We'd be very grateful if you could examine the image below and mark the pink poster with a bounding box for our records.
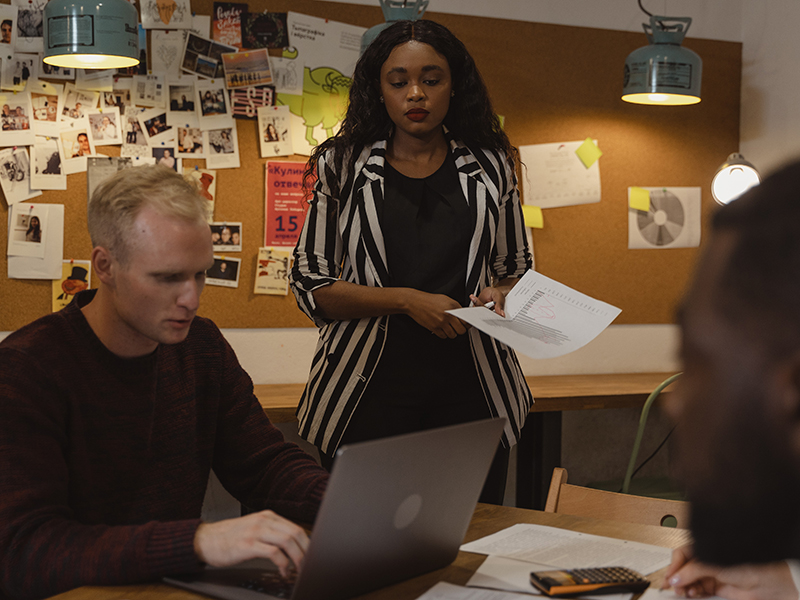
[264,161,313,248]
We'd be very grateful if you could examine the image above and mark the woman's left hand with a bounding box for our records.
[470,287,507,317]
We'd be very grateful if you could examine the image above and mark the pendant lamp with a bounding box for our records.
[711,153,761,205]
[360,0,428,55]
[622,15,702,106]
[43,0,139,69]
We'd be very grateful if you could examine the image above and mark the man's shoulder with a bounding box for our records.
[0,306,77,356]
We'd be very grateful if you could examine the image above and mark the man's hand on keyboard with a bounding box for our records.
[193,510,310,578]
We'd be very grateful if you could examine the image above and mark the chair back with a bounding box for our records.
[545,467,689,528]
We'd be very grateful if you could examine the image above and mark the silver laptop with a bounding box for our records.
[164,417,505,600]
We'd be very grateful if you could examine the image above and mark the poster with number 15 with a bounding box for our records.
[264,161,313,248]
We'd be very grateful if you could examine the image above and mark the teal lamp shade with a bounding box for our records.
[360,0,429,55]
[711,153,761,205]
[43,0,139,69]
[622,16,702,106]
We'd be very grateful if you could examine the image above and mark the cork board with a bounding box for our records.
[0,1,741,331]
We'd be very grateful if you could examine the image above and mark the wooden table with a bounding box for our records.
[254,373,679,509]
[49,504,690,600]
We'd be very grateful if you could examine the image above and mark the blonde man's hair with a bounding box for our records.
[87,164,207,264]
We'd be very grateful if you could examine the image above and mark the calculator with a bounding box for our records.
[530,566,651,596]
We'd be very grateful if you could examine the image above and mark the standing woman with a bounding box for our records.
[290,20,533,503]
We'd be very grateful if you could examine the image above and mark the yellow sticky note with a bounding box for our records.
[629,187,651,211]
[575,138,603,169]
[497,115,505,129]
[522,205,543,229]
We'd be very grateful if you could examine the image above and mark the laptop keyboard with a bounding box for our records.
[236,570,297,598]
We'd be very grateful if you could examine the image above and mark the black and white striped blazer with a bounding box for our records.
[290,131,534,454]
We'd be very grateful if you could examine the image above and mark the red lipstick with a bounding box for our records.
[406,109,429,121]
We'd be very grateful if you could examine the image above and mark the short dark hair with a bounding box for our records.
[711,160,800,355]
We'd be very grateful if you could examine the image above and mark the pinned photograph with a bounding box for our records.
[177,124,204,157]
[87,156,133,199]
[30,136,66,190]
[243,12,288,50]
[254,247,291,295]
[168,81,196,113]
[39,62,75,81]
[222,48,272,89]
[257,105,292,158]
[206,255,240,287]
[87,107,123,145]
[181,33,235,80]
[152,143,181,172]
[53,260,91,312]
[0,147,41,204]
[7,204,46,258]
[205,126,240,169]
[133,73,166,108]
[13,0,44,53]
[0,91,34,146]
[61,84,99,121]
[121,106,149,158]
[195,79,234,129]
[29,80,64,137]
[229,84,273,119]
[0,5,18,49]
[184,166,216,220]
[102,79,133,116]
[210,221,241,251]
[60,117,96,175]
[1,52,36,91]
[141,0,191,30]
[138,107,173,146]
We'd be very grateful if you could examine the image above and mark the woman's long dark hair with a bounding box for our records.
[303,19,516,194]
[26,216,40,242]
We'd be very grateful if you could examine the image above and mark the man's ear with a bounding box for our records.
[91,245,116,287]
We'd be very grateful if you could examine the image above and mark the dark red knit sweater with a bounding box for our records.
[0,291,328,599]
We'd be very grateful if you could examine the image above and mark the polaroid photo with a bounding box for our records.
[138,106,173,146]
[13,0,44,53]
[132,73,166,108]
[0,147,41,205]
[195,79,234,129]
[210,221,242,252]
[60,84,99,122]
[181,32,235,80]
[140,0,191,30]
[151,142,181,172]
[0,90,34,146]
[270,56,303,95]
[29,80,64,137]
[204,126,239,169]
[39,60,74,81]
[230,84,274,119]
[184,167,216,221]
[87,107,122,146]
[222,48,272,89]
[0,5,18,50]
[1,52,37,91]
[151,30,185,78]
[7,202,47,258]
[206,255,240,287]
[167,78,197,124]
[87,156,133,200]
[59,117,96,175]
[257,105,292,158]
[243,12,288,50]
[254,247,291,295]
[102,78,133,116]
[75,69,115,92]
[30,135,66,190]
[121,106,150,158]
[176,123,204,157]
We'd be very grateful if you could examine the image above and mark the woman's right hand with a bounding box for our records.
[403,289,468,339]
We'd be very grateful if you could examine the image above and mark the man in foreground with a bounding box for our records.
[0,165,328,599]
[664,161,800,598]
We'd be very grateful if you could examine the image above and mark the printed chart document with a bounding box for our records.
[448,270,621,359]
[414,581,534,600]
[460,524,672,575]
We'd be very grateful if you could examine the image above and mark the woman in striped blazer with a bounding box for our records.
[290,19,533,503]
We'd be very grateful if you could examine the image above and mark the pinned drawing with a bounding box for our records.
[627,187,701,249]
